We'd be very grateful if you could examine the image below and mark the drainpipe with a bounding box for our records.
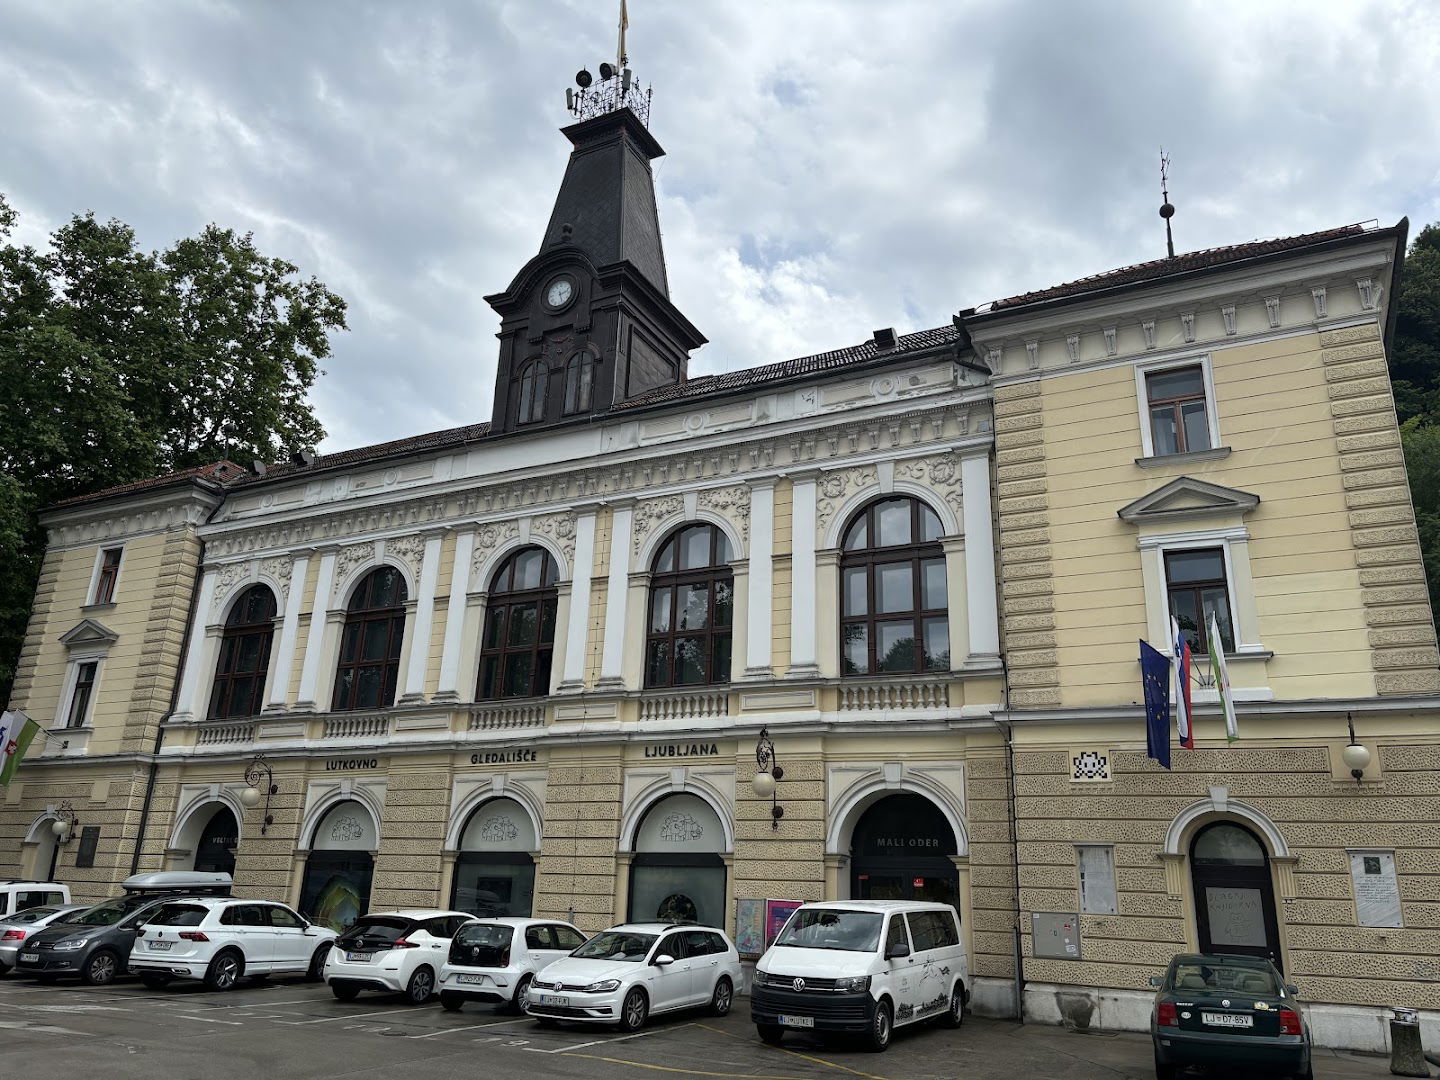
[997,641,1025,1024]
[130,489,223,875]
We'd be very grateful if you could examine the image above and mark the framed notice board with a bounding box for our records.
[76,826,101,869]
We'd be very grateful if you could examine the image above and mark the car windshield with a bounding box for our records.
[337,918,412,948]
[774,909,884,952]
[1171,962,1279,996]
[69,895,157,927]
[147,904,209,927]
[3,906,63,925]
[571,931,657,962]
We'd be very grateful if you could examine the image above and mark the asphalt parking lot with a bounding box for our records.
[0,974,1400,1080]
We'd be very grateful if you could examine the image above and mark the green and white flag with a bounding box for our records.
[1206,615,1238,743]
[0,710,40,786]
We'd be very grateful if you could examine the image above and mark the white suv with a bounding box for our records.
[438,917,587,1013]
[324,910,475,1005]
[131,898,338,991]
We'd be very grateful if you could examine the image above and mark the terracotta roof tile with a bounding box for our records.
[50,460,247,509]
[985,223,1370,312]
[230,422,492,486]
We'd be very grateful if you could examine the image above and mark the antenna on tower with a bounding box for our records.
[617,0,629,71]
[1159,149,1176,259]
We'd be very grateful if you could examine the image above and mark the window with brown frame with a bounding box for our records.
[66,661,98,729]
[1164,547,1235,656]
[645,524,733,688]
[1145,365,1211,455]
[332,566,407,712]
[93,547,122,604]
[563,351,593,415]
[477,546,559,700]
[517,360,548,424]
[839,496,950,676]
[208,584,277,720]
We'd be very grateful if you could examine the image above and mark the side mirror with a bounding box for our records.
[1286,983,1300,997]
[886,942,910,960]
[1147,975,1163,988]
[654,954,675,967]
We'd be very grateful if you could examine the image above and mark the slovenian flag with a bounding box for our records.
[0,711,39,787]
[1171,618,1195,750]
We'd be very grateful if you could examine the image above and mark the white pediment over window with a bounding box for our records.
[58,619,119,650]
[1117,476,1260,524]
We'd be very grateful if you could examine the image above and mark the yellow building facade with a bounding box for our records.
[1,94,1435,1053]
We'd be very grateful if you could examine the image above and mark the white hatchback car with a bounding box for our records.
[438,917,587,1013]
[130,898,338,991]
[325,910,475,1004]
[526,922,742,1031]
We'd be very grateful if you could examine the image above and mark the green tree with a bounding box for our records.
[0,193,347,701]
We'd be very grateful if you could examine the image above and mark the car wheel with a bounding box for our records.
[1153,1051,1177,1080]
[81,950,119,987]
[709,976,733,1017]
[440,991,464,1013]
[941,982,965,1029]
[405,966,435,1005]
[509,973,533,1014]
[332,983,360,1002]
[139,973,173,990]
[757,1024,785,1046]
[307,944,331,982]
[204,951,243,992]
[619,987,648,1032]
[1291,1064,1314,1080]
[0,962,10,978]
[865,999,893,1053]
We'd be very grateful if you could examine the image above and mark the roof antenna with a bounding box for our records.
[1159,149,1176,259]
[617,0,629,72]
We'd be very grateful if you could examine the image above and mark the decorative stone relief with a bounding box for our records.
[697,485,751,540]
[259,555,293,602]
[530,511,578,569]
[209,560,251,617]
[469,521,521,587]
[894,454,964,523]
[386,533,426,580]
[632,495,684,555]
[335,543,374,589]
[816,465,878,536]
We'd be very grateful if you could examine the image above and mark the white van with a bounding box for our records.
[0,880,71,919]
[750,900,968,1052]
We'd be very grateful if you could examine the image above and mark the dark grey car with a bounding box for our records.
[14,893,200,985]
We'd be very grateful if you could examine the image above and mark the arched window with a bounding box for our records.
[563,351,593,414]
[478,546,559,700]
[839,496,949,676]
[645,523,733,688]
[628,793,727,928]
[332,566,407,712]
[208,584,276,719]
[517,360,548,424]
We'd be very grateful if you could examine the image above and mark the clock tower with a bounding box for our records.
[484,68,705,435]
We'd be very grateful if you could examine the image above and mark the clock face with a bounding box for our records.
[546,277,574,308]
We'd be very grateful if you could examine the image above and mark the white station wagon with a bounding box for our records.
[131,898,337,990]
[438,917,587,1012]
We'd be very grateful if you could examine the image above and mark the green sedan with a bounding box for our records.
[1149,953,1311,1080]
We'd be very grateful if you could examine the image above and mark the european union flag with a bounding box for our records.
[1140,640,1172,770]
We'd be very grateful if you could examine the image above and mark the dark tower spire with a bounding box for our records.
[1159,149,1176,259]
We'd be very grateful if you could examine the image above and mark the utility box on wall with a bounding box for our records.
[1031,912,1081,960]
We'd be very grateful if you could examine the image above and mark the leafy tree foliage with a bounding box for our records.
[0,194,346,700]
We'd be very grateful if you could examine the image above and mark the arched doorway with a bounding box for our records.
[450,797,537,917]
[193,806,239,876]
[628,793,727,927]
[850,793,959,912]
[299,800,377,932]
[24,816,60,881]
[1190,821,1282,967]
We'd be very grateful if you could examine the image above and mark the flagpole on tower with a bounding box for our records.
[617,0,629,71]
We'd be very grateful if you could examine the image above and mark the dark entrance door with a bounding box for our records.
[194,807,239,876]
[850,794,959,914]
[1190,822,1282,969]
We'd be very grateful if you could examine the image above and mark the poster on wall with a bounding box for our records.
[1204,887,1268,948]
[735,899,765,957]
[1350,851,1403,928]
[764,899,803,949]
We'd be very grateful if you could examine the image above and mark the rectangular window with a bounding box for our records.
[67,661,98,728]
[93,548,122,605]
[1078,846,1118,915]
[1164,548,1235,656]
[1146,365,1211,456]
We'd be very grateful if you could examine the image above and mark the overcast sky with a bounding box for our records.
[3,0,1439,454]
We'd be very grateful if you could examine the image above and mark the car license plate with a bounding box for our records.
[457,974,487,985]
[19,953,38,963]
[345,951,374,963]
[536,993,569,1007]
[779,1014,815,1029]
[1202,1012,1253,1028]
[149,940,173,951]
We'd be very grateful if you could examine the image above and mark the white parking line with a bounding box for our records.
[407,1018,532,1039]
[229,997,328,1008]
[0,1020,91,1035]
[279,1006,418,1025]
[527,1022,693,1054]
[175,1014,245,1025]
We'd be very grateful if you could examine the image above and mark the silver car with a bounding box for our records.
[0,905,87,974]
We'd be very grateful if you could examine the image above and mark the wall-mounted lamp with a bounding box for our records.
[51,800,80,843]
[240,755,278,834]
[752,727,784,830]
[1342,712,1372,785]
